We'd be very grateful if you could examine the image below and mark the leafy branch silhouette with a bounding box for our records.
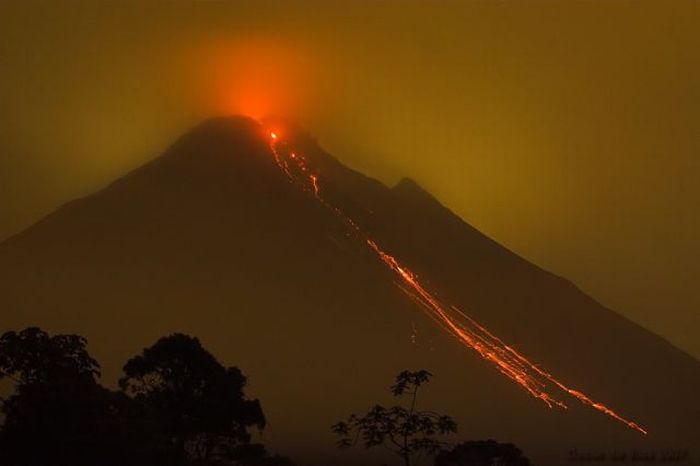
[332,370,457,466]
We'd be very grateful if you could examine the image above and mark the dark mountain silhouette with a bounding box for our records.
[1,116,698,465]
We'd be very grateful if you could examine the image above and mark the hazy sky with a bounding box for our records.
[1,0,698,358]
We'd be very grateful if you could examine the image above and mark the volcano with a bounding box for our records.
[1,116,698,465]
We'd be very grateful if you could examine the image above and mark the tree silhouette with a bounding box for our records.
[0,328,145,466]
[434,440,531,466]
[119,333,267,464]
[332,370,457,466]
[0,328,294,466]
[0,327,99,385]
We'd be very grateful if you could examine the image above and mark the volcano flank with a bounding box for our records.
[1,116,698,465]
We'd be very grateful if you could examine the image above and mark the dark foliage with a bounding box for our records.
[332,370,457,466]
[119,333,266,464]
[434,440,531,466]
[0,328,293,466]
[0,327,99,385]
[0,327,155,466]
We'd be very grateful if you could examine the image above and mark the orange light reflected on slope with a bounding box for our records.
[266,130,648,435]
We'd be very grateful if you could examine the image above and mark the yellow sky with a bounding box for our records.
[1,0,698,357]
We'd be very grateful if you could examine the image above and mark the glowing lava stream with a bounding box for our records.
[267,131,647,435]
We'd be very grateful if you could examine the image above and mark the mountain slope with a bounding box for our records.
[1,116,698,465]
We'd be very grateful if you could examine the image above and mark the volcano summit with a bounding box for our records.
[1,116,698,465]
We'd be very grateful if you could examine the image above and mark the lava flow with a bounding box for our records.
[266,129,647,435]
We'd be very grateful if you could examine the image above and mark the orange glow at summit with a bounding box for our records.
[192,39,320,120]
